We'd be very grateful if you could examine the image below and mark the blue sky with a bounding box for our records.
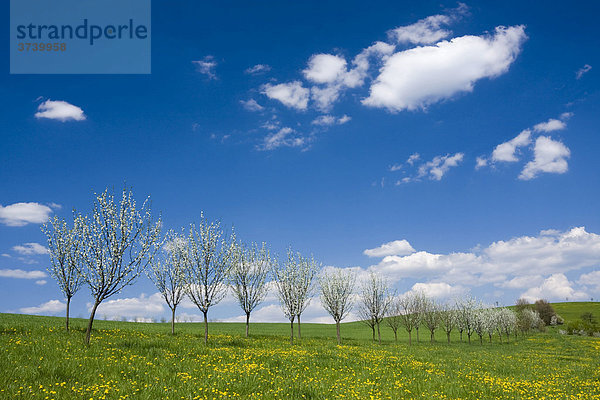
[1,1,599,323]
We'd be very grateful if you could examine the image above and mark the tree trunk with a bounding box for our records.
[336,321,341,345]
[447,331,451,344]
[460,330,463,342]
[377,322,381,344]
[408,330,412,346]
[171,307,176,335]
[488,333,492,343]
[394,330,397,342]
[297,314,302,339]
[371,324,375,342]
[289,318,294,345]
[85,300,100,345]
[479,335,483,345]
[65,296,71,332]
[430,330,434,343]
[416,327,420,343]
[245,312,250,338]
[203,310,208,344]
[468,332,471,344]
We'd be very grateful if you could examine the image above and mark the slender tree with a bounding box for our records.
[456,296,477,344]
[413,291,427,343]
[386,296,403,342]
[294,252,319,339]
[439,301,457,344]
[147,230,187,335]
[42,215,85,332]
[78,187,161,345]
[474,308,486,345]
[273,249,299,344]
[398,292,421,345]
[184,214,236,344]
[319,268,356,344]
[230,242,272,337]
[358,272,391,344]
[422,297,440,343]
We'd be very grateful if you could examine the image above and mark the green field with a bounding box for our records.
[1,302,599,399]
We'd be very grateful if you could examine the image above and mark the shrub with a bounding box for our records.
[534,299,556,326]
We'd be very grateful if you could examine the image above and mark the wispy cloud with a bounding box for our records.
[192,56,218,79]
[245,64,271,75]
[576,64,592,79]
[12,243,49,255]
[0,269,47,279]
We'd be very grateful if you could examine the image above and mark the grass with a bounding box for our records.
[551,301,600,323]
[1,302,599,399]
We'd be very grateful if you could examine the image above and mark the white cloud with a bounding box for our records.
[311,114,351,126]
[389,15,452,45]
[303,54,348,84]
[407,153,420,165]
[576,64,592,79]
[92,293,165,319]
[12,243,49,255]
[533,119,566,133]
[192,56,217,79]
[367,227,600,288]
[497,275,544,289]
[0,202,53,227]
[240,99,264,112]
[519,136,570,180]
[260,127,305,151]
[20,299,65,315]
[310,86,342,111]
[364,26,527,112]
[263,81,310,111]
[520,273,588,302]
[475,156,488,169]
[491,129,531,162]
[35,100,86,122]
[0,269,47,279]
[388,3,468,45]
[306,44,396,111]
[364,239,416,257]
[245,64,271,75]
[418,153,464,180]
[578,270,600,292]
[35,280,47,285]
[408,282,465,299]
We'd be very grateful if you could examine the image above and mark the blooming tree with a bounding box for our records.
[42,215,85,332]
[230,242,272,337]
[386,296,403,343]
[319,268,356,344]
[272,249,300,344]
[397,292,421,345]
[78,187,161,345]
[456,296,477,344]
[422,296,441,343]
[147,230,187,335]
[439,301,458,344]
[184,214,236,343]
[294,251,319,339]
[358,271,391,344]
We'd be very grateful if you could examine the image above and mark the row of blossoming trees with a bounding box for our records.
[43,187,544,345]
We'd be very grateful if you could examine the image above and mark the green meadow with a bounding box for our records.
[1,302,599,400]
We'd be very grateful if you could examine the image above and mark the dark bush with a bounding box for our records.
[534,299,556,326]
